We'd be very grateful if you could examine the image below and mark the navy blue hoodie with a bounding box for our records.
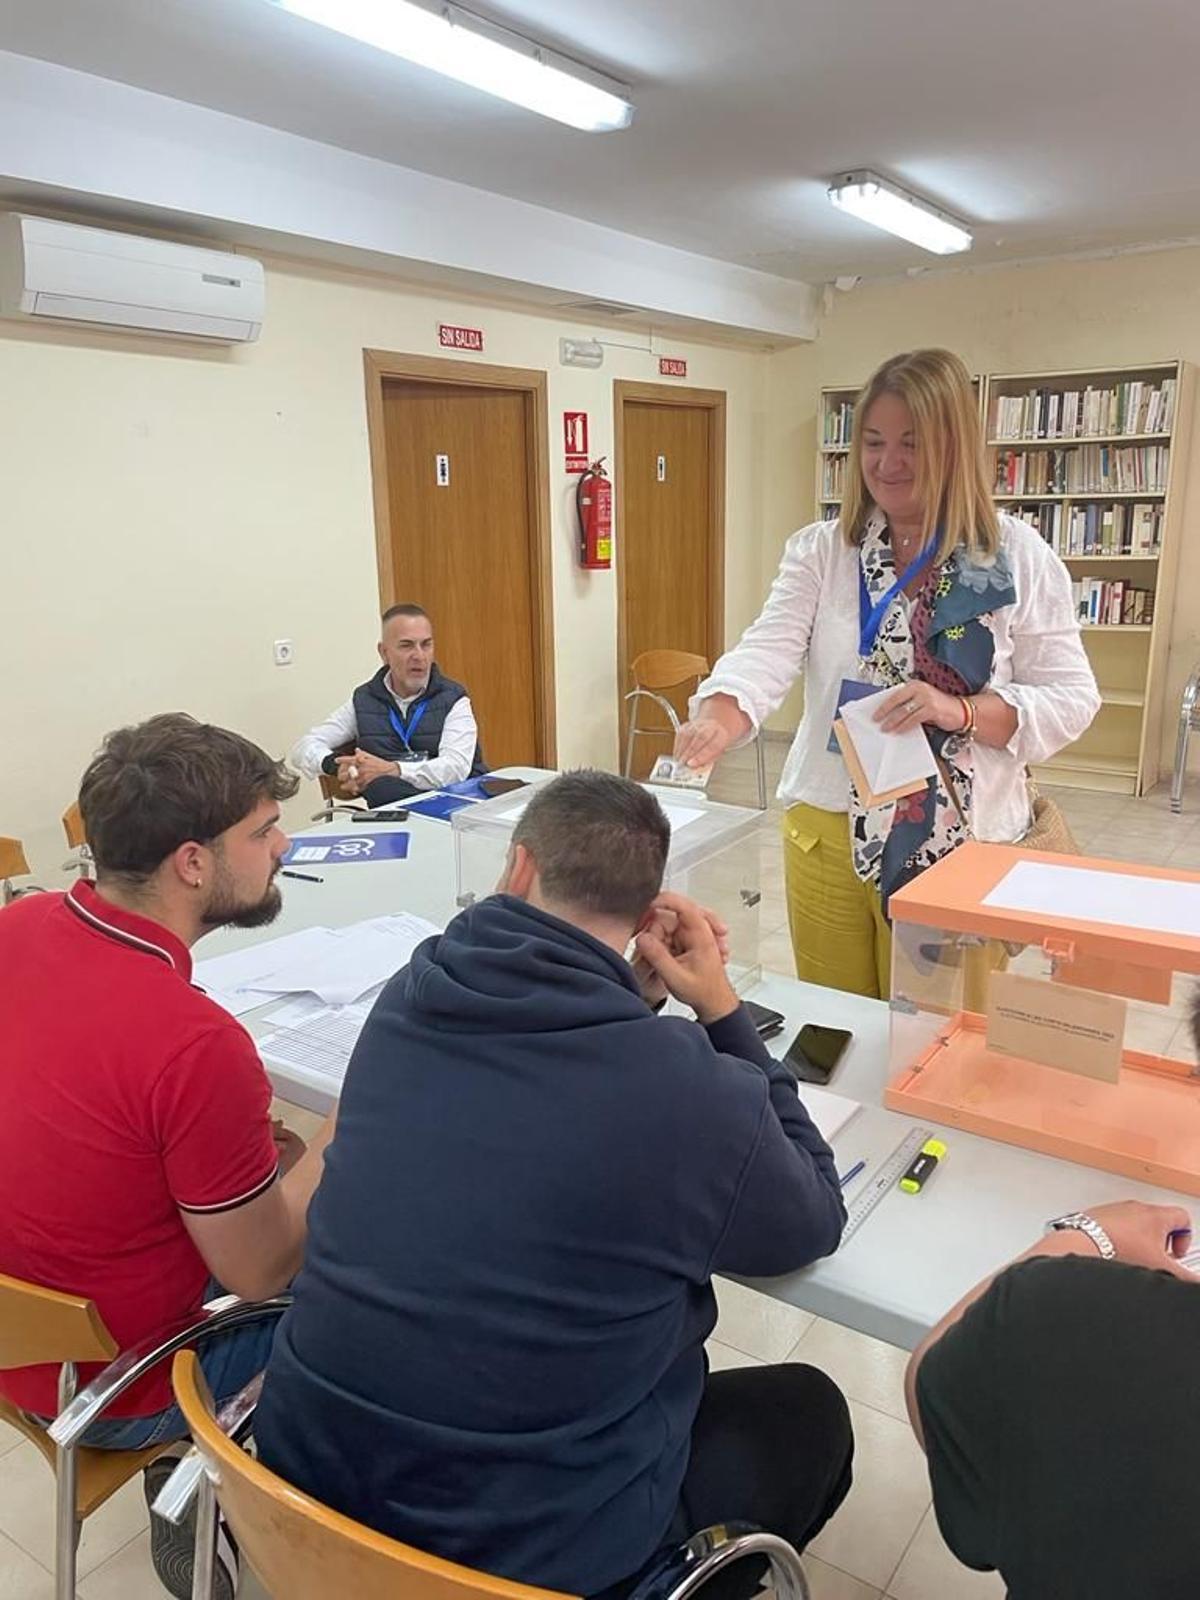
[256,896,845,1594]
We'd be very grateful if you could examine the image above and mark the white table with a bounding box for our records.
[205,780,1198,1353]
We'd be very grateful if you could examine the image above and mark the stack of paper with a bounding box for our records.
[834,687,938,808]
[194,913,441,1016]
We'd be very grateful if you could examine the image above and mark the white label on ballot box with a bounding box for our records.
[986,971,1125,1082]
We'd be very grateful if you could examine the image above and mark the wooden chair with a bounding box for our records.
[1,836,31,903]
[0,1272,165,1600]
[624,650,767,808]
[61,802,94,879]
[313,744,366,821]
[30,1289,291,1600]
[167,1348,811,1600]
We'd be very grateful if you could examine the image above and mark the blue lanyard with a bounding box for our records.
[387,698,429,753]
[858,542,937,660]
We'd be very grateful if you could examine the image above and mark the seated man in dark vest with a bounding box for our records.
[291,603,486,807]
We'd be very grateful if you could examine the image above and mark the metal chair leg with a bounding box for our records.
[754,732,768,810]
[1172,683,1195,814]
[191,1469,220,1600]
[54,1361,79,1600]
[53,1448,79,1600]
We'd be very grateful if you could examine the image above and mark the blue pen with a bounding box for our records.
[838,1160,866,1189]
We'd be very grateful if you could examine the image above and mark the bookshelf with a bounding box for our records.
[985,362,1195,795]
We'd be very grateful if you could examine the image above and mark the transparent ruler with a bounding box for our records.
[842,1126,932,1243]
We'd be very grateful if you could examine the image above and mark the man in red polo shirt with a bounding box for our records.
[0,713,336,1600]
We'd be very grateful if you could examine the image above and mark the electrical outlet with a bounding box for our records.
[273,639,294,667]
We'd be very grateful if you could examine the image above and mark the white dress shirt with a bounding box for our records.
[289,679,479,792]
[694,514,1100,844]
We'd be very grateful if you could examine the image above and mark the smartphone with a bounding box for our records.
[783,1024,853,1085]
[744,1000,786,1040]
[480,777,528,798]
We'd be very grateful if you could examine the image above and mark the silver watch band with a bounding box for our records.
[1048,1211,1116,1260]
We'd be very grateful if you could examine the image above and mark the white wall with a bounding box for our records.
[760,244,1200,744]
[0,252,769,878]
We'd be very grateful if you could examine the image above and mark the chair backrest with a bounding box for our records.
[0,1272,117,1370]
[318,771,357,805]
[173,1351,577,1600]
[630,650,710,693]
[62,803,86,850]
[0,837,30,880]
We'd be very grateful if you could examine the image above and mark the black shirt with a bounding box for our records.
[916,1254,1200,1599]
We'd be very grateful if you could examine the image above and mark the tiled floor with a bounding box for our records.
[7,739,1197,1599]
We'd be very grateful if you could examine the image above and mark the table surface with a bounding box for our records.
[204,774,1198,1352]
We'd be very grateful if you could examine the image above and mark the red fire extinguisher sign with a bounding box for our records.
[564,412,590,474]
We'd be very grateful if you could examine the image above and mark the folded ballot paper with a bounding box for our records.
[833,686,938,809]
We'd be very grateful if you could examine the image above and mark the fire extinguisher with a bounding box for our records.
[577,458,613,570]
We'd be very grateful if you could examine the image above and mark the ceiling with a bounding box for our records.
[3,0,1200,283]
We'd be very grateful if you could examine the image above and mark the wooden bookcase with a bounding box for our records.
[814,365,1194,795]
[984,362,1194,795]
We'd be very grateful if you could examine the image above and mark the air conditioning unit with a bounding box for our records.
[0,214,264,342]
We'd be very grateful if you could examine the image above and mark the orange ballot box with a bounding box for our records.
[885,842,1200,1194]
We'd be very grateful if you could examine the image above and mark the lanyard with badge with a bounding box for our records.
[388,699,431,761]
[827,540,938,752]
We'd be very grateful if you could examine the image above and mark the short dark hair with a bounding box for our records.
[79,713,298,883]
[512,769,670,921]
[381,603,429,628]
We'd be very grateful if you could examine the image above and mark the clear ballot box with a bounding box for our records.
[885,841,1200,1194]
[451,781,764,993]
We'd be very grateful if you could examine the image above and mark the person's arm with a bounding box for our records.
[904,1199,1194,1449]
[181,1112,337,1299]
[289,699,358,780]
[634,894,845,1275]
[991,537,1102,766]
[152,1024,337,1300]
[702,1005,846,1274]
[398,696,477,790]
[675,525,828,768]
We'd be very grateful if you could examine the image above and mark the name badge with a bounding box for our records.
[827,678,877,753]
[403,750,430,763]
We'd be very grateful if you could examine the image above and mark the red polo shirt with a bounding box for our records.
[0,883,279,1417]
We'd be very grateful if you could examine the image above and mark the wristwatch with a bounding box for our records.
[1047,1211,1116,1260]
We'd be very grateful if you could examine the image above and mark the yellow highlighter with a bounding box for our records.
[899,1138,947,1194]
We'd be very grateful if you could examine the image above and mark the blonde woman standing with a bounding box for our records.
[675,349,1100,999]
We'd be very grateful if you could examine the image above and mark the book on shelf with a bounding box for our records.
[1011,500,1162,558]
[821,455,846,499]
[993,444,1169,496]
[823,400,855,447]
[991,377,1176,441]
[1071,577,1155,626]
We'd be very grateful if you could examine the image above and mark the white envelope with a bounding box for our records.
[838,687,939,797]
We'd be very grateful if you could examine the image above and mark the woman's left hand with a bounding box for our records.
[874,680,966,735]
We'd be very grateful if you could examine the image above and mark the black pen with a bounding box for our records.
[280,869,324,884]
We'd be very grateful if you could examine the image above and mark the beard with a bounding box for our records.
[199,867,284,931]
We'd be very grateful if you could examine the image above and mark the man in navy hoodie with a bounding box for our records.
[256,770,851,1596]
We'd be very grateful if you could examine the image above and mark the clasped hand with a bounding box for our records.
[334,748,399,796]
[630,891,739,1025]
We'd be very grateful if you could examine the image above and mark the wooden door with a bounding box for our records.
[369,361,553,770]
[616,386,726,776]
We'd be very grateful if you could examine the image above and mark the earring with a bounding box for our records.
[193,879,203,888]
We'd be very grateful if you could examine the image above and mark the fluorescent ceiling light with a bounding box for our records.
[827,171,972,255]
[267,0,634,132]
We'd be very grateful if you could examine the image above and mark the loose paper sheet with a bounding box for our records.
[795,1084,861,1145]
[983,860,1200,941]
[986,970,1126,1082]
